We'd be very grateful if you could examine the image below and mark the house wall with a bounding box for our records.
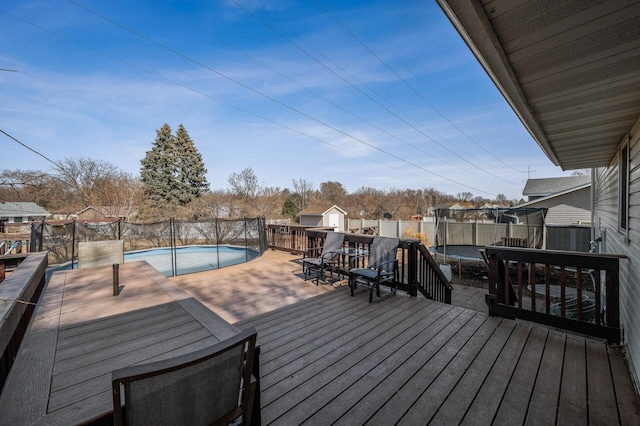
[299,215,323,228]
[593,118,640,390]
[531,187,591,225]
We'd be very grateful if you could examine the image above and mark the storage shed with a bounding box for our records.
[299,205,346,231]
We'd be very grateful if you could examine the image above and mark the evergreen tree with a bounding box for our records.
[140,123,209,206]
[175,124,209,202]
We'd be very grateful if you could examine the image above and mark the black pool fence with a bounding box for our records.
[29,217,268,273]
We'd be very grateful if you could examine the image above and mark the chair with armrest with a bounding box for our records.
[302,231,345,285]
[349,236,399,303]
[112,327,258,426]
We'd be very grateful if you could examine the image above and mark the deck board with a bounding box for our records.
[558,333,588,425]
[525,329,566,425]
[235,287,640,425]
[587,338,619,425]
[427,319,516,425]
[493,326,548,425]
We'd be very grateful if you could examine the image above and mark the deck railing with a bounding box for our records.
[484,246,624,343]
[0,252,48,393]
[273,227,452,304]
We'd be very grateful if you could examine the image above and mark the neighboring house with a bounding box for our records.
[299,205,347,232]
[518,178,591,225]
[0,201,50,224]
[523,175,591,202]
[439,0,640,390]
[73,206,137,221]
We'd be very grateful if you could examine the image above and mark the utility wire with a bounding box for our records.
[0,128,59,169]
[316,0,520,178]
[0,9,460,192]
[64,1,495,195]
[154,2,485,181]
[230,0,510,184]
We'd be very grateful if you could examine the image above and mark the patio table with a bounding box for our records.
[0,261,240,425]
[337,247,369,274]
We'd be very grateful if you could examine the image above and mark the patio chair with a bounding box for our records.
[112,327,258,426]
[349,236,399,303]
[302,232,345,285]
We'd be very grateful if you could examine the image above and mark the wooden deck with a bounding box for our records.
[236,287,640,425]
[0,261,241,425]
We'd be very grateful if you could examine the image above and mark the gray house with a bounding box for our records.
[523,176,591,202]
[519,177,591,225]
[0,202,49,225]
[438,0,640,393]
[299,205,346,232]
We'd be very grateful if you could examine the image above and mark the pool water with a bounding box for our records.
[126,245,259,276]
[48,245,259,278]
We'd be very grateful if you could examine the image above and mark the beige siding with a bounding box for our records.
[532,187,591,224]
[593,118,640,389]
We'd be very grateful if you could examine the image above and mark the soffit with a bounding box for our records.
[437,0,640,170]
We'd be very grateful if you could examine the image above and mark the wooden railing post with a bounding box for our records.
[606,269,620,329]
[406,239,418,297]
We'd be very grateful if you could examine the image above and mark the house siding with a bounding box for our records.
[533,187,591,225]
[593,118,640,389]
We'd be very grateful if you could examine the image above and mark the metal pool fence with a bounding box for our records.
[29,217,268,275]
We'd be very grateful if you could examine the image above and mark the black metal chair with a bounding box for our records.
[302,232,345,285]
[112,327,258,426]
[349,236,399,303]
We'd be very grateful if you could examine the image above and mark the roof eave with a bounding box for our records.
[436,0,563,168]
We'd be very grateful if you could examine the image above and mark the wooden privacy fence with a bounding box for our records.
[484,246,624,343]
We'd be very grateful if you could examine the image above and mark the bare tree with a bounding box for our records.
[318,181,346,205]
[228,168,261,200]
[291,178,315,213]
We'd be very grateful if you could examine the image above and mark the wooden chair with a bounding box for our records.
[112,327,258,426]
[349,236,399,303]
[302,232,345,285]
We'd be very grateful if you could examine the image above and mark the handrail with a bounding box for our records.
[413,242,453,304]
[0,252,48,392]
[269,226,453,304]
[484,246,624,343]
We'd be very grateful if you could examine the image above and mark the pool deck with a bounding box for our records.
[170,250,335,323]
[170,249,489,322]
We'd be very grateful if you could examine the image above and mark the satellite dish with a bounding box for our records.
[383,212,392,220]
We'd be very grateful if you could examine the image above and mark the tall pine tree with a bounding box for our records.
[140,123,209,206]
[175,124,209,203]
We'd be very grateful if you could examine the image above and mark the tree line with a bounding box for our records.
[1,123,518,223]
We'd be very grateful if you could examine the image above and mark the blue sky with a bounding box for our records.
[1,0,573,200]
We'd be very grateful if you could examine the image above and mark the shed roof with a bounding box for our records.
[299,205,347,216]
[0,202,50,218]
[523,176,591,197]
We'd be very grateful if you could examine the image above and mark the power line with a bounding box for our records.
[229,0,511,184]
[0,9,458,192]
[154,2,488,183]
[0,129,59,168]
[316,0,521,178]
[63,1,495,195]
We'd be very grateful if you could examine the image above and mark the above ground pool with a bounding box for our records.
[48,245,260,277]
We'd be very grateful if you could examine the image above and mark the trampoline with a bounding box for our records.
[431,207,548,274]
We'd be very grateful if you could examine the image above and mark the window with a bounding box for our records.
[619,140,630,238]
